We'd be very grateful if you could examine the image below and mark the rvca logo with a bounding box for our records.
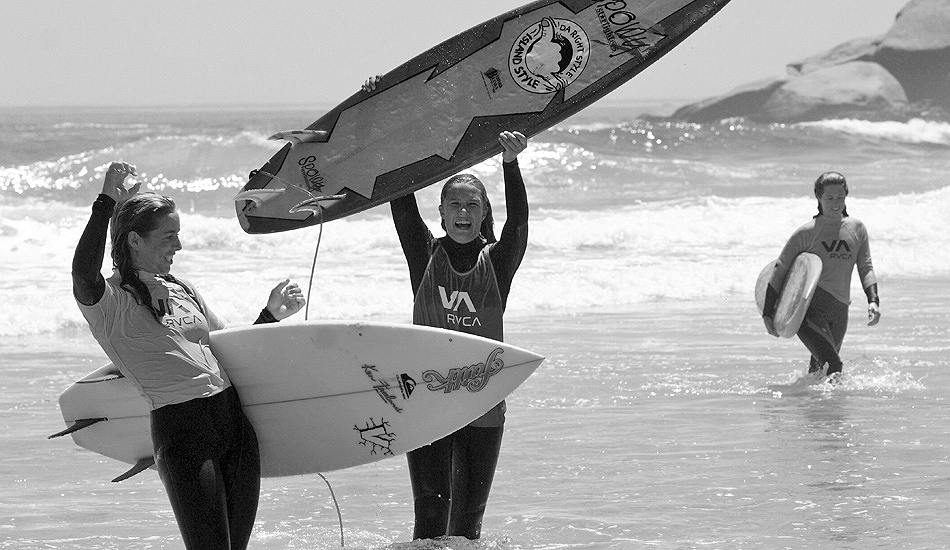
[438,286,476,313]
[157,295,201,328]
[822,240,853,260]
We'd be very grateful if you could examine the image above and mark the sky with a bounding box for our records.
[0,0,911,108]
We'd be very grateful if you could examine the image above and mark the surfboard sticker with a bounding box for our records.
[235,0,733,233]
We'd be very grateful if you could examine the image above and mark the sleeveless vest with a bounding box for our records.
[413,242,506,426]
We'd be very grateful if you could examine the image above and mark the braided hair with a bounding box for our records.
[813,171,849,218]
[110,193,177,321]
[440,174,496,243]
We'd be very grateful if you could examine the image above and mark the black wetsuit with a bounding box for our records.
[72,195,274,550]
[391,160,528,539]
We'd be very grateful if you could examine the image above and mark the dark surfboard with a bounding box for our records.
[235,0,732,233]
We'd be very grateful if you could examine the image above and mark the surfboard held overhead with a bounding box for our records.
[235,0,733,234]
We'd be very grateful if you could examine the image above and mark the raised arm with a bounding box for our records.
[72,162,140,305]
[391,193,433,293]
[490,132,529,296]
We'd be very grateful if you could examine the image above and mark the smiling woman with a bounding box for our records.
[761,170,881,381]
[386,129,530,540]
[124,205,181,274]
[69,161,307,549]
[438,174,490,243]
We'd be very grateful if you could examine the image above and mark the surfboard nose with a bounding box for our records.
[235,143,293,233]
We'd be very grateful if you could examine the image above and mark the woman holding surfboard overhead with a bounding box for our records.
[71,162,305,550]
[762,171,881,380]
[363,76,530,540]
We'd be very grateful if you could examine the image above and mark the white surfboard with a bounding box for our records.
[53,321,544,480]
[755,253,823,338]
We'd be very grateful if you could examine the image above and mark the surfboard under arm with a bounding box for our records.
[54,321,545,479]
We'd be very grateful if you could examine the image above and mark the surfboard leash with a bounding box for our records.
[245,169,325,319]
[318,471,345,547]
[246,172,338,543]
[304,205,323,321]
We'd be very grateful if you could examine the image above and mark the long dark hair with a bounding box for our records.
[110,193,177,321]
[813,171,849,218]
[440,173,496,243]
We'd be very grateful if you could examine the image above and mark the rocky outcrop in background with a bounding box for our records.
[672,0,950,122]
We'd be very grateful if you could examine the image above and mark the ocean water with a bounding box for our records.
[1,103,948,549]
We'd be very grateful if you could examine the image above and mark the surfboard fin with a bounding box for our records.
[289,194,347,214]
[48,417,108,439]
[269,129,329,144]
[112,457,155,483]
[233,188,285,207]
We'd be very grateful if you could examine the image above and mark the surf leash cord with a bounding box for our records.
[304,205,323,321]
[318,472,345,547]
[242,169,326,319]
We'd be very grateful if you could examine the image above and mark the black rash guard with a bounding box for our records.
[72,195,114,306]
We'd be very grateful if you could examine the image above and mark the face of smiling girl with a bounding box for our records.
[439,182,486,244]
[130,211,182,274]
[818,183,848,220]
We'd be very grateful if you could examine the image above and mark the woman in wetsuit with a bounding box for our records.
[72,162,306,550]
[390,130,530,539]
[762,171,881,379]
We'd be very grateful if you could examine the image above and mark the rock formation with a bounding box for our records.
[671,0,950,122]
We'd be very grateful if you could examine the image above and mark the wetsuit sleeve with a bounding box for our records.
[489,160,529,305]
[391,193,434,293]
[864,283,879,306]
[254,308,278,324]
[72,194,115,306]
[855,222,878,304]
